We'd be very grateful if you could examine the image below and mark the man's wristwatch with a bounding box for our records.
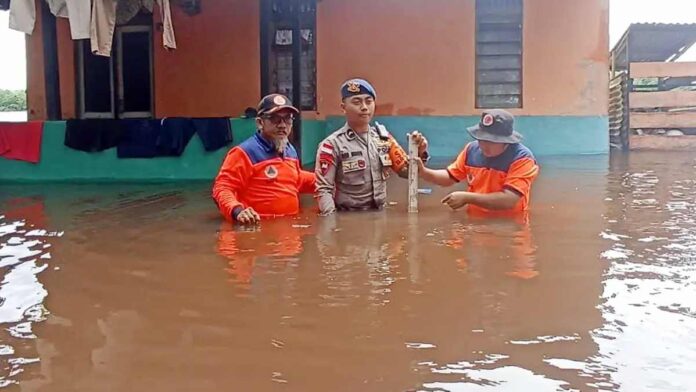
[420,150,431,163]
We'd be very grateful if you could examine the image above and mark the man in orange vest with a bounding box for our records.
[212,94,316,224]
[418,109,539,214]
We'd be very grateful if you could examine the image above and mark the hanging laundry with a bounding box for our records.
[66,0,91,39]
[0,122,44,164]
[45,0,90,39]
[116,0,154,25]
[90,0,118,56]
[0,128,9,155]
[156,0,176,50]
[64,119,123,152]
[46,0,68,17]
[116,119,163,158]
[157,118,196,156]
[9,0,36,35]
[192,118,233,152]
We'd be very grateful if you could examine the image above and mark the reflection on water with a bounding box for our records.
[0,197,60,389]
[0,152,694,390]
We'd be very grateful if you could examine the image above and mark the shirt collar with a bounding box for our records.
[255,131,293,156]
[342,123,373,141]
[255,132,276,153]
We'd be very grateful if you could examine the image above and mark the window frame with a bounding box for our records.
[475,0,524,109]
[76,22,154,119]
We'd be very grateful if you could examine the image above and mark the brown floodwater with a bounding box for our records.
[0,152,695,391]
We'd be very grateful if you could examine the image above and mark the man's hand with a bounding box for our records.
[415,157,426,172]
[408,131,429,157]
[236,207,261,225]
[441,191,474,210]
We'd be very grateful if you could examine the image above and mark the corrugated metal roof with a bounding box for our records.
[630,23,696,28]
[613,23,696,64]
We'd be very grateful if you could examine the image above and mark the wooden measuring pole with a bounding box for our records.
[408,134,418,213]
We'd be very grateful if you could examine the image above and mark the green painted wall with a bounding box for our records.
[325,115,609,159]
[300,119,330,166]
[1,116,607,181]
[0,119,255,182]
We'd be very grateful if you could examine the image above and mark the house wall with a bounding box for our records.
[14,0,610,182]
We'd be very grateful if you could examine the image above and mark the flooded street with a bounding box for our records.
[0,152,695,391]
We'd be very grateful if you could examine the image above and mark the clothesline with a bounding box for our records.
[7,0,176,57]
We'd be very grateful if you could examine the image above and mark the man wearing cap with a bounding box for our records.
[212,94,316,224]
[418,109,539,213]
[315,78,430,215]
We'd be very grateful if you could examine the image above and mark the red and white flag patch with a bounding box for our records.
[320,143,334,155]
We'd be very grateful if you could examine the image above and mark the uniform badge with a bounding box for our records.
[319,159,331,176]
[346,81,361,93]
[273,95,287,105]
[342,158,366,173]
[379,153,392,167]
[265,165,279,179]
[482,113,494,127]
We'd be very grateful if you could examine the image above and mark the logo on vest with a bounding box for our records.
[265,165,279,179]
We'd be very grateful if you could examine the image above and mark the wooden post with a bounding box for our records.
[408,134,418,213]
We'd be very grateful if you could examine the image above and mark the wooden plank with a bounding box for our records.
[629,91,696,109]
[609,93,625,104]
[609,80,624,89]
[631,135,696,151]
[630,112,696,129]
[630,62,696,78]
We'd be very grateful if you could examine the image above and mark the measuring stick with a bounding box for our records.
[408,134,418,213]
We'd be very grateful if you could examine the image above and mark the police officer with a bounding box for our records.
[315,79,428,215]
[315,78,429,215]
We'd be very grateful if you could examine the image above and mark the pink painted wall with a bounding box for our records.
[28,0,608,120]
[316,0,609,117]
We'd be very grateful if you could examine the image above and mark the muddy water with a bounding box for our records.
[0,152,695,391]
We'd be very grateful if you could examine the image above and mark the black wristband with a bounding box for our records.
[232,206,244,220]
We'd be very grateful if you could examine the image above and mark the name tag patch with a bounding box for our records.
[342,158,366,173]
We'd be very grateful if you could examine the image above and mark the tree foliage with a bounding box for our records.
[0,89,27,111]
